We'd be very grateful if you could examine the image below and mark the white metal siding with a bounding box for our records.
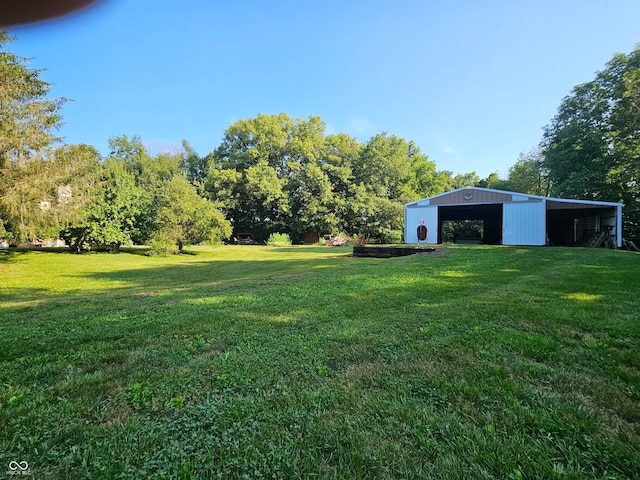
[503,202,546,245]
[616,205,623,248]
[603,206,624,248]
[405,205,438,244]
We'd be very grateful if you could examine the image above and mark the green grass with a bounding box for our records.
[1,245,639,479]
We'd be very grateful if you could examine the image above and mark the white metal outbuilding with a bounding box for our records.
[404,186,623,247]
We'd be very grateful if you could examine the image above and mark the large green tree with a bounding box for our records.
[150,175,231,254]
[542,44,640,237]
[320,133,363,233]
[204,115,450,243]
[445,171,481,190]
[181,140,208,187]
[0,145,99,243]
[504,148,550,196]
[477,172,508,190]
[106,134,189,244]
[0,32,66,168]
[0,32,68,242]
[60,158,144,252]
[350,133,433,242]
[205,114,321,241]
[288,159,337,238]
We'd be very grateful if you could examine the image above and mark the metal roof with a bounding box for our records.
[405,186,624,208]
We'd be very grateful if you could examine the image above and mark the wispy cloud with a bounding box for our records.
[442,146,456,154]
[349,115,374,135]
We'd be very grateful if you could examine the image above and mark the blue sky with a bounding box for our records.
[10,0,640,178]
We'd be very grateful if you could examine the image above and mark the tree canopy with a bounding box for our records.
[542,44,640,236]
[0,32,66,168]
[204,114,452,243]
[4,31,639,248]
[0,32,70,242]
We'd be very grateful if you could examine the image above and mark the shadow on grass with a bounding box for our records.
[0,286,51,308]
[0,249,480,355]
[2,246,637,355]
[0,248,29,262]
[1,246,632,320]
[2,246,640,479]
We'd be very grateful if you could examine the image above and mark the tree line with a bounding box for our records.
[1,32,639,252]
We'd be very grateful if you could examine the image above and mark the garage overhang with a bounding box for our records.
[405,186,624,247]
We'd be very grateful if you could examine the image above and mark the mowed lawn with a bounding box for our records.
[1,245,639,479]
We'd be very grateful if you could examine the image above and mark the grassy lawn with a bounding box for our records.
[1,245,639,479]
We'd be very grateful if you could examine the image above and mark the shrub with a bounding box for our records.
[148,229,178,256]
[266,232,292,246]
[354,233,367,247]
[378,228,403,245]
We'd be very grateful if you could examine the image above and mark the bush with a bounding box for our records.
[148,229,178,256]
[354,233,367,247]
[377,228,403,245]
[266,232,292,246]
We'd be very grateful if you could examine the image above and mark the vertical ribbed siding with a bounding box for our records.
[503,202,546,245]
[405,205,438,244]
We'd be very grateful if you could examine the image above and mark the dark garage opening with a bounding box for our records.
[547,207,615,246]
[438,204,503,244]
